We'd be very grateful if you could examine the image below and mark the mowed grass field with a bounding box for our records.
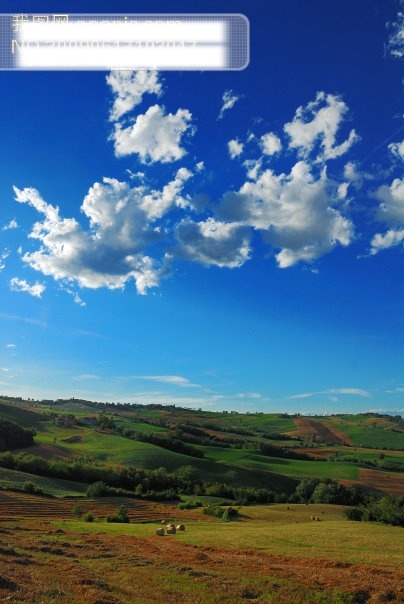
[0,496,403,603]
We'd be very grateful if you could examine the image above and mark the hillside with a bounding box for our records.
[0,395,403,499]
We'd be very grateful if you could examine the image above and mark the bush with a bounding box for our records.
[22,480,43,495]
[72,505,84,519]
[106,504,130,523]
[86,481,110,497]
[84,511,94,522]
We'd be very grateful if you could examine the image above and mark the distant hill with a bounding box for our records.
[0,395,403,499]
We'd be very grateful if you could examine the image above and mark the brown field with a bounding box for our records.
[0,492,403,603]
[342,468,404,496]
[292,418,353,446]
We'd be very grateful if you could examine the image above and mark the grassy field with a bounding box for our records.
[0,495,402,603]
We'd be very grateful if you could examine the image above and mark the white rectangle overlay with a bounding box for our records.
[8,15,249,70]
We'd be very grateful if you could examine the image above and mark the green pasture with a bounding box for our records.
[203,446,360,481]
[0,466,88,496]
[55,503,404,568]
[0,401,46,428]
[324,416,403,449]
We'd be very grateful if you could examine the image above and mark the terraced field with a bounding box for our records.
[0,491,181,523]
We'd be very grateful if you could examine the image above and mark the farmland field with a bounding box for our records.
[0,493,402,603]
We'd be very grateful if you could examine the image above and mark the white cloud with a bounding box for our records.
[2,219,18,230]
[260,132,282,155]
[111,104,194,163]
[370,228,404,254]
[373,177,404,224]
[218,89,240,119]
[106,70,162,121]
[0,250,10,270]
[289,388,370,399]
[387,4,404,58]
[218,161,353,267]
[389,140,404,160]
[134,375,200,388]
[13,175,193,295]
[174,217,251,268]
[284,92,359,162]
[10,277,45,298]
[228,139,244,159]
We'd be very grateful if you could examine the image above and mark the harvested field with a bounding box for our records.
[0,491,183,523]
[342,468,404,496]
[293,418,353,446]
[0,493,402,602]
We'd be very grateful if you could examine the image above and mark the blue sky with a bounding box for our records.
[0,0,403,414]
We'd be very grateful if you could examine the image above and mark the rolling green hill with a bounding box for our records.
[0,396,402,499]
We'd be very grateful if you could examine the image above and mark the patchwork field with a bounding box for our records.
[0,493,403,603]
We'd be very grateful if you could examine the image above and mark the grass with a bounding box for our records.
[0,497,402,603]
[54,503,404,568]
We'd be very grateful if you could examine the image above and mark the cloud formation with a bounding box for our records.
[107,70,162,121]
[111,104,194,163]
[218,160,353,267]
[284,92,359,162]
[13,169,193,294]
[15,72,401,298]
[10,277,45,298]
[218,89,240,119]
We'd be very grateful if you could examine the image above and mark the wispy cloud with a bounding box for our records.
[2,219,18,230]
[289,388,371,400]
[10,277,45,298]
[218,89,240,119]
[133,375,201,388]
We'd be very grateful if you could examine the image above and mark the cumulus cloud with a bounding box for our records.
[111,104,194,163]
[373,177,404,224]
[284,92,359,162]
[218,89,240,119]
[174,217,251,268]
[13,172,193,295]
[106,70,162,121]
[228,139,244,159]
[260,132,282,155]
[370,228,404,254]
[218,161,353,267]
[10,277,45,298]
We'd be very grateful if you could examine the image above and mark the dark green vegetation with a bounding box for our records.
[0,395,403,523]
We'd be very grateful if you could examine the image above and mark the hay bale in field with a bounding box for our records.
[166,526,176,534]
[155,528,164,536]
[176,524,185,531]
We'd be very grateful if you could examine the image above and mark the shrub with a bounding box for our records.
[72,505,84,519]
[22,480,43,495]
[84,511,94,522]
[106,504,130,523]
